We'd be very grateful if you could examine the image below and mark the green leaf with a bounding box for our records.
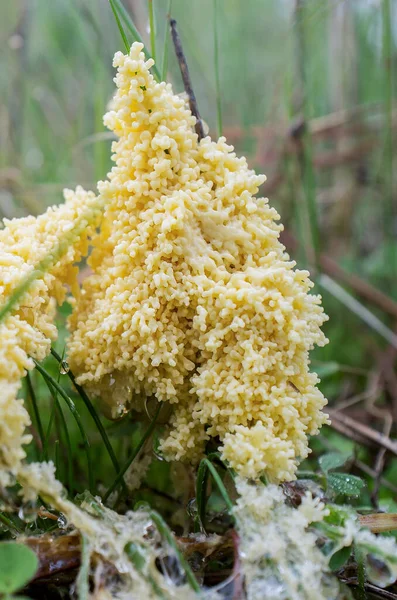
[319,452,350,474]
[327,473,365,497]
[329,545,352,571]
[0,543,38,593]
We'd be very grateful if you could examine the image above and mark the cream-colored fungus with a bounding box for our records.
[68,43,328,483]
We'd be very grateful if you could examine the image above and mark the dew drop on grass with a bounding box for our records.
[365,553,396,587]
[59,361,70,375]
[18,502,37,524]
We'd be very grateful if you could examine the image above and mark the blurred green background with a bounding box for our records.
[1,0,397,453]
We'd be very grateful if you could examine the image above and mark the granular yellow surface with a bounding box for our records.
[68,43,328,482]
[0,187,100,483]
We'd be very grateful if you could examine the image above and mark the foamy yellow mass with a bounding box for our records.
[67,42,328,483]
[0,187,100,484]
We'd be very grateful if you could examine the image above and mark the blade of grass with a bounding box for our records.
[26,372,45,460]
[196,458,210,532]
[33,359,94,493]
[319,274,397,350]
[294,0,320,268]
[103,403,161,502]
[47,381,73,494]
[381,0,396,277]
[0,513,21,536]
[50,348,126,493]
[75,535,90,600]
[148,0,156,64]
[54,439,60,478]
[213,0,222,138]
[44,347,65,459]
[196,457,234,532]
[0,199,104,325]
[111,0,161,81]
[109,0,130,53]
[149,510,201,593]
[0,269,42,325]
[355,543,367,600]
[125,542,165,598]
[161,0,173,80]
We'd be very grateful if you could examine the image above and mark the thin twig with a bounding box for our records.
[371,412,393,508]
[169,18,205,140]
[320,255,397,320]
[328,408,397,455]
[354,458,397,495]
[325,419,371,448]
[282,229,397,321]
[343,582,397,600]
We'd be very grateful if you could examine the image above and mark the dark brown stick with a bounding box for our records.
[326,419,372,448]
[320,255,397,320]
[328,408,397,455]
[169,18,205,140]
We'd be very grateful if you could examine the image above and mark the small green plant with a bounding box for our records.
[0,542,38,599]
[319,452,365,498]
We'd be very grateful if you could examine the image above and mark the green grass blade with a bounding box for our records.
[294,0,320,267]
[109,0,130,53]
[0,270,42,325]
[0,199,104,326]
[161,0,173,80]
[103,403,161,502]
[47,382,73,494]
[33,360,94,493]
[0,513,21,536]
[44,389,58,457]
[319,274,397,350]
[213,0,222,138]
[50,348,125,492]
[196,457,234,532]
[54,440,60,478]
[75,535,90,600]
[354,543,367,600]
[111,0,161,81]
[196,458,210,532]
[149,510,201,593]
[125,542,165,598]
[26,372,46,460]
[381,0,396,275]
[44,347,65,460]
[148,0,156,64]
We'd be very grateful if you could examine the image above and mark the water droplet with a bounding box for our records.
[57,513,67,529]
[365,553,396,587]
[18,504,36,523]
[59,361,70,375]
